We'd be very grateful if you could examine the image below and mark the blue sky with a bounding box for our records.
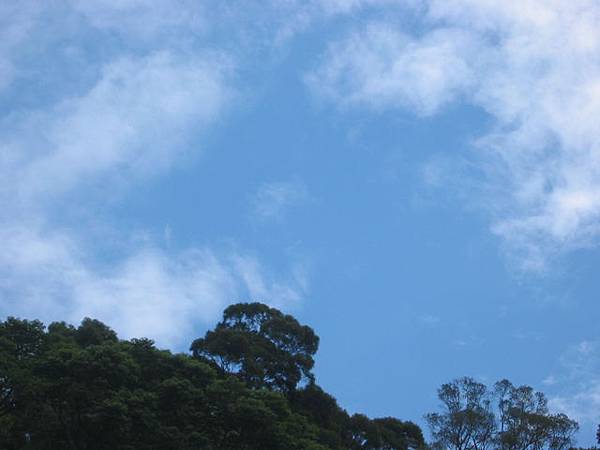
[2,0,600,445]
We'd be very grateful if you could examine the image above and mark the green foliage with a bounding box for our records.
[2,304,577,450]
[190,302,319,392]
[0,303,422,449]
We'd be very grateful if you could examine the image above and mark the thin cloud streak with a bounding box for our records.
[250,180,309,223]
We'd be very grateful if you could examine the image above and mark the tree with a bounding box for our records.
[290,383,350,448]
[346,414,425,450]
[426,378,578,450]
[190,302,319,391]
[0,318,45,420]
[374,417,426,450]
[426,377,496,450]
[0,305,421,450]
[74,317,118,347]
[494,380,577,450]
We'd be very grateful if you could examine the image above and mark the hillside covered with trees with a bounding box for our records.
[0,303,424,449]
[0,302,587,450]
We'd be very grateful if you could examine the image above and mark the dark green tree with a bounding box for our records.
[190,302,319,392]
[0,303,423,449]
[0,303,426,449]
[0,318,46,442]
[374,417,426,450]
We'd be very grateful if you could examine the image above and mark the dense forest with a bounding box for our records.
[0,302,591,450]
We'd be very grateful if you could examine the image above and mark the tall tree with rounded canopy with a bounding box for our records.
[190,302,319,392]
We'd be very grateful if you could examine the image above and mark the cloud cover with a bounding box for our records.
[308,0,600,270]
[0,224,308,348]
[0,1,307,347]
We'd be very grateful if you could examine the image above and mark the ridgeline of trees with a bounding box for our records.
[0,301,588,450]
[0,303,424,449]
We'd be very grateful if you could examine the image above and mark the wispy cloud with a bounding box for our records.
[307,25,477,116]
[232,254,309,309]
[546,340,600,425]
[0,1,307,347]
[250,180,309,223]
[3,52,231,205]
[0,224,305,349]
[307,0,600,271]
[419,314,441,327]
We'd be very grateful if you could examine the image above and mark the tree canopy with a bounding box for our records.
[190,302,319,392]
[0,303,424,450]
[0,304,584,450]
[425,377,579,450]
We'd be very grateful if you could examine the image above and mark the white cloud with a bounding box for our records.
[232,254,309,309]
[547,340,600,425]
[551,384,600,426]
[2,51,231,204]
[0,1,307,348]
[0,44,242,349]
[308,0,600,270]
[307,24,477,116]
[251,180,309,222]
[0,225,305,349]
